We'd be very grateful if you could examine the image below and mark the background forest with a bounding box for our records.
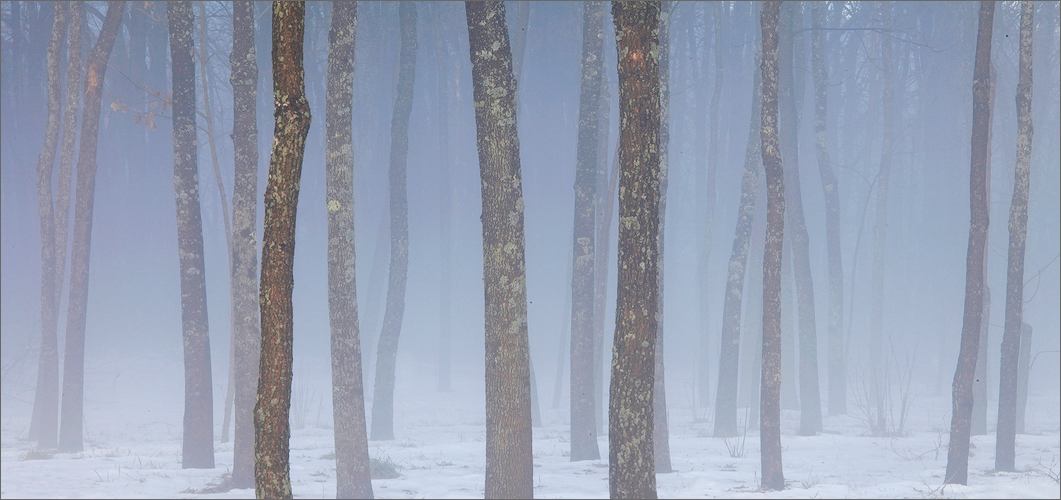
[1,1,1059,498]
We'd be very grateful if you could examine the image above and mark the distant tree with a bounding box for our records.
[28,0,66,449]
[326,2,373,497]
[168,0,215,470]
[758,0,785,491]
[569,0,604,463]
[1015,321,1033,433]
[995,0,1034,473]
[653,1,674,474]
[944,0,995,486]
[609,2,661,498]
[465,2,534,497]
[430,3,454,394]
[229,0,261,488]
[371,1,416,442]
[57,0,123,454]
[255,2,311,497]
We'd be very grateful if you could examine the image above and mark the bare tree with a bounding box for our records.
[326,2,373,497]
[653,1,674,474]
[255,2,311,497]
[371,2,416,442]
[944,0,995,486]
[29,0,66,449]
[609,2,661,497]
[465,2,534,497]
[995,0,1034,473]
[168,0,215,469]
[569,0,604,463]
[58,0,124,454]
[758,0,785,491]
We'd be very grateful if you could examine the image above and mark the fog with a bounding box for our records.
[1,1,1059,497]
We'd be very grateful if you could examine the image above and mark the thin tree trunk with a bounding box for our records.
[1015,322,1032,433]
[995,0,1033,472]
[29,1,66,448]
[255,3,311,497]
[944,0,994,486]
[758,1,785,491]
[609,2,661,497]
[811,1,846,417]
[371,2,416,442]
[591,126,618,435]
[229,0,260,488]
[465,2,534,497]
[973,285,990,435]
[57,0,123,454]
[53,0,82,356]
[432,6,453,394]
[653,2,673,474]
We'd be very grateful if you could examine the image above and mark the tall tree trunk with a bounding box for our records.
[653,1,673,474]
[1015,321,1032,433]
[995,0,1033,472]
[972,285,990,435]
[591,115,617,435]
[465,2,534,497]
[432,6,454,394]
[944,0,994,486]
[255,2,311,497]
[715,30,762,438]
[778,0,822,436]
[229,0,260,488]
[758,0,785,491]
[569,0,604,463]
[609,2,661,497]
[811,1,846,417]
[370,2,416,442]
[326,2,373,498]
[57,0,123,454]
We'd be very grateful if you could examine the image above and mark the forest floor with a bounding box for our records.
[2,347,1059,498]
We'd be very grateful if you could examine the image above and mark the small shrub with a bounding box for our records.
[20,448,54,461]
[371,455,401,479]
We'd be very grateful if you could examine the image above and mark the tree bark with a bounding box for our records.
[229,0,260,488]
[995,0,1033,472]
[326,2,373,497]
[944,0,994,486]
[168,0,215,470]
[29,0,66,449]
[1015,322,1032,433]
[57,0,123,454]
[759,0,785,491]
[811,1,846,417]
[569,0,604,463]
[465,2,535,497]
[371,2,416,442]
[609,2,661,497]
[255,2,311,497]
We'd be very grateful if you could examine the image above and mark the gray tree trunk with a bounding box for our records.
[653,2,673,474]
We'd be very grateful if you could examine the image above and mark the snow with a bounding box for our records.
[2,348,1058,499]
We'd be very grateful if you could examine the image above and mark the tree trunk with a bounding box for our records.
[1015,322,1032,433]
[758,1,785,491]
[432,6,454,394]
[653,2,673,474]
[591,72,616,437]
[944,0,994,486]
[255,2,311,497]
[229,0,260,488]
[973,285,990,435]
[995,0,1033,472]
[326,2,373,497]
[29,1,66,449]
[811,1,846,417]
[569,0,604,463]
[609,2,661,497]
[715,29,762,438]
[57,0,123,454]
[168,0,215,470]
[371,2,416,442]
[465,2,534,497]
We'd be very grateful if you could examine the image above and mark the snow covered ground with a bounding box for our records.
[2,347,1058,499]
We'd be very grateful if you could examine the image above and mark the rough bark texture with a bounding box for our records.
[229,0,260,488]
[811,1,846,417]
[759,1,785,491]
[168,0,215,470]
[29,1,66,448]
[569,0,604,463]
[371,2,416,442]
[255,3,311,497]
[609,2,660,498]
[944,0,994,486]
[778,0,822,436]
[465,2,535,497]
[54,1,82,352]
[653,2,673,474]
[326,2,373,497]
[995,0,1033,473]
[58,0,123,454]
[715,34,762,439]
